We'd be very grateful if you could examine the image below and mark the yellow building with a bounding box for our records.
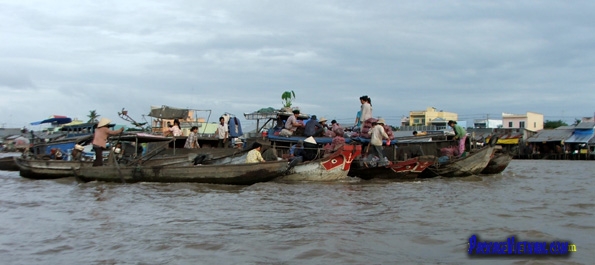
[409,107,458,127]
[502,112,543,132]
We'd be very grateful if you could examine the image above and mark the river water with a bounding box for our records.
[0,158,593,265]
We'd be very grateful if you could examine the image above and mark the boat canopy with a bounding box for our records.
[30,116,73,125]
[148,106,190,120]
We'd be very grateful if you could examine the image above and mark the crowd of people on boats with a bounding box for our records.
[62,94,472,168]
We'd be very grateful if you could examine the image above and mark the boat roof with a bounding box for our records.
[148,106,190,119]
[113,133,175,143]
[30,117,73,125]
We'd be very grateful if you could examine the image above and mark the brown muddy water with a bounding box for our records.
[0,159,593,265]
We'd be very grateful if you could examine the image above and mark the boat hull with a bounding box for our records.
[15,157,93,179]
[419,146,495,178]
[481,152,513,174]
[348,156,436,180]
[278,144,361,181]
[75,160,291,185]
[0,156,20,171]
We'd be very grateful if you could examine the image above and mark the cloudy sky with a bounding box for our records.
[1,0,593,131]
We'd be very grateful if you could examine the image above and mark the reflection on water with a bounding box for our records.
[0,160,594,264]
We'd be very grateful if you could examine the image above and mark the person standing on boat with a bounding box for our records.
[279,109,304,137]
[246,142,265,163]
[359,95,373,123]
[448,120,467,157]
[92,118,124,167]
[215,117,229,148]
[184,126,200,149]
[369,118,391,167]
[354,110,362,129]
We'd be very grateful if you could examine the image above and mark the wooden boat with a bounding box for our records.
[74,159,293,185]
[0,156,20,171]
[15,157,94,179]
[348,155,436,180]
[15,131,243,180]
[481,148,513,174]
[276,144,362,181]
[418,145,495,178]
[14,153,204,180]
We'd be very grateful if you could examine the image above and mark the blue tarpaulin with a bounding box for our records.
[30,117,73,125]
[565,129,594,143]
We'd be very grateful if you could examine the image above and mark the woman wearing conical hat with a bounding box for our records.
[92,118,124,167]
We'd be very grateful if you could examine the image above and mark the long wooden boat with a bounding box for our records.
[74,159,292,185]
[15,157,93,179]
[0,156,20,171]
[276,144,362,181]
[348,155,436,180]
[14,153,201,180]
[418,145,495,178]
[481,151,513,174]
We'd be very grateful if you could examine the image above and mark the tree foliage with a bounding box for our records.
[543,120,568,129]
[87,110,100,123]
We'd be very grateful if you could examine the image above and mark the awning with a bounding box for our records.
[496,138,519,145]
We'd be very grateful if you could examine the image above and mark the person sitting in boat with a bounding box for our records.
[327,119,344,137]
[245,142,265,163]
[184,126,200,149]
[368,118,391,167]
[302,136,319,161]
[262,147,280,161]
[92,118,124,167]
[448,120,467,157]
[304,115,326,137]
[50,148,64,160]
[110,142,124,162]
[71,144,85,161]
[233,138,244,150]
[279,109,304,137]
[288,140,306,162]
[166,119,182,137]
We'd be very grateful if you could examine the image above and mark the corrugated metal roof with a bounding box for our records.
[565,130,594,143]
[575,122,595,129]
[527,128,574,142]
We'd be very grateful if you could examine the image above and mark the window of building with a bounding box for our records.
[519,121,525,128]
[508,121,513,127]
[534,122,536,128]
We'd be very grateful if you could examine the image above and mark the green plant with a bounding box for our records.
[281,90,296,108]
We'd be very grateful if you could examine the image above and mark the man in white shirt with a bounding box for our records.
[215,116,229,148]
